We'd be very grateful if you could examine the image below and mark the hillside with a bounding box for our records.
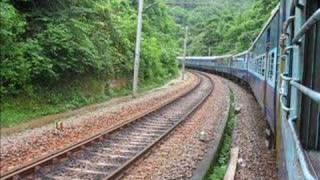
[168,0,279,55]
[0,0,179,126]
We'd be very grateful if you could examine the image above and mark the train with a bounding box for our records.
[182,0,320,179]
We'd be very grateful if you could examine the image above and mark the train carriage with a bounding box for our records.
[230,51,248,81]
[183,1,320,179]
[247,7,280,132]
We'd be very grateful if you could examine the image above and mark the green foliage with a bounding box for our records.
[214,0,279,54]
[168,0,278,56]
[2,77,107,127]
[0,0,179,96]
[205,92,235,180]
[1,0,179,126]
[1,1,28,94]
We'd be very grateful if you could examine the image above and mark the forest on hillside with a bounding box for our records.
[1,0,179,96]
[168,0,279,55]
[0,0,179,126]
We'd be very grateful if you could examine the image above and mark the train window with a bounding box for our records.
[255,55,266,77]
[257,57,260,75]
[268,52,275,81]
[257,57,260,74]
[266,28,271,51]
[261,56,265,76]
[256,58,260,74]
[240,57,245,69]
[259,57,262,75]
[253,58,256,72]
[250,56,260,74]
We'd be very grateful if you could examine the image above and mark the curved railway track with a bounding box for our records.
[0,72,214,180]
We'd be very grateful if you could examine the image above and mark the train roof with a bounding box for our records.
[177,55,233,60]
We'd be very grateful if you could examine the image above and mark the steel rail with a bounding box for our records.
[0,72,202,180]
[104,71,215,180]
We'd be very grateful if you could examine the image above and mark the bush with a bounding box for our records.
[0,0,179,96]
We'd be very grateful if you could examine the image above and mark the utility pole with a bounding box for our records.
[182,26,188,80]
[132,0,144,96]
[208,47,211,56]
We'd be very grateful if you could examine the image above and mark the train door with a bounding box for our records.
[278,0,320,178]
[299,0,320,152]
[298,1,320,176]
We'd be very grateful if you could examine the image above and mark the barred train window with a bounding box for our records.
[251,59,254,71]
[259,57,262,75]
[256,58,258,73]
[256,56,265,77]
[258,57,261,75]
[261,56,265,76]
[256,57,258,72]
[257,57,260,74]
[252,59,255,71]
[268,52,275,80]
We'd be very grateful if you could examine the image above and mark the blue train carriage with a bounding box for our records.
[246,5,280,133]
[182,55,233,74]
[184,57,213,71]
[231,51,249,81]
[213,55,231,74]
[277,0,320,179]
[181,1,320,178]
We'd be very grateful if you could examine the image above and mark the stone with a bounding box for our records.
[265,128,271,137]
[238,158,246,167]
[235,105,242,114]
[198,131,209,142]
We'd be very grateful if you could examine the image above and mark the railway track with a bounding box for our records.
[1,72,214,180]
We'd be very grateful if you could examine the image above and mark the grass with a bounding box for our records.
[1,75,177,128]
[205,91,236,180]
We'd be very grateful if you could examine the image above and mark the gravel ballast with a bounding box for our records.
[0,73,198,174]
[122,73,276,180]
[33,72,214,179]
[224,78,277,179]
[123,73,230,180]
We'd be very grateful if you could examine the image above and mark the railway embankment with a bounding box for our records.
[225,78,276,179]
[120,72,276,180]
[0,72,198,175]
[122,73,230,179]
[200,76,276,180]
